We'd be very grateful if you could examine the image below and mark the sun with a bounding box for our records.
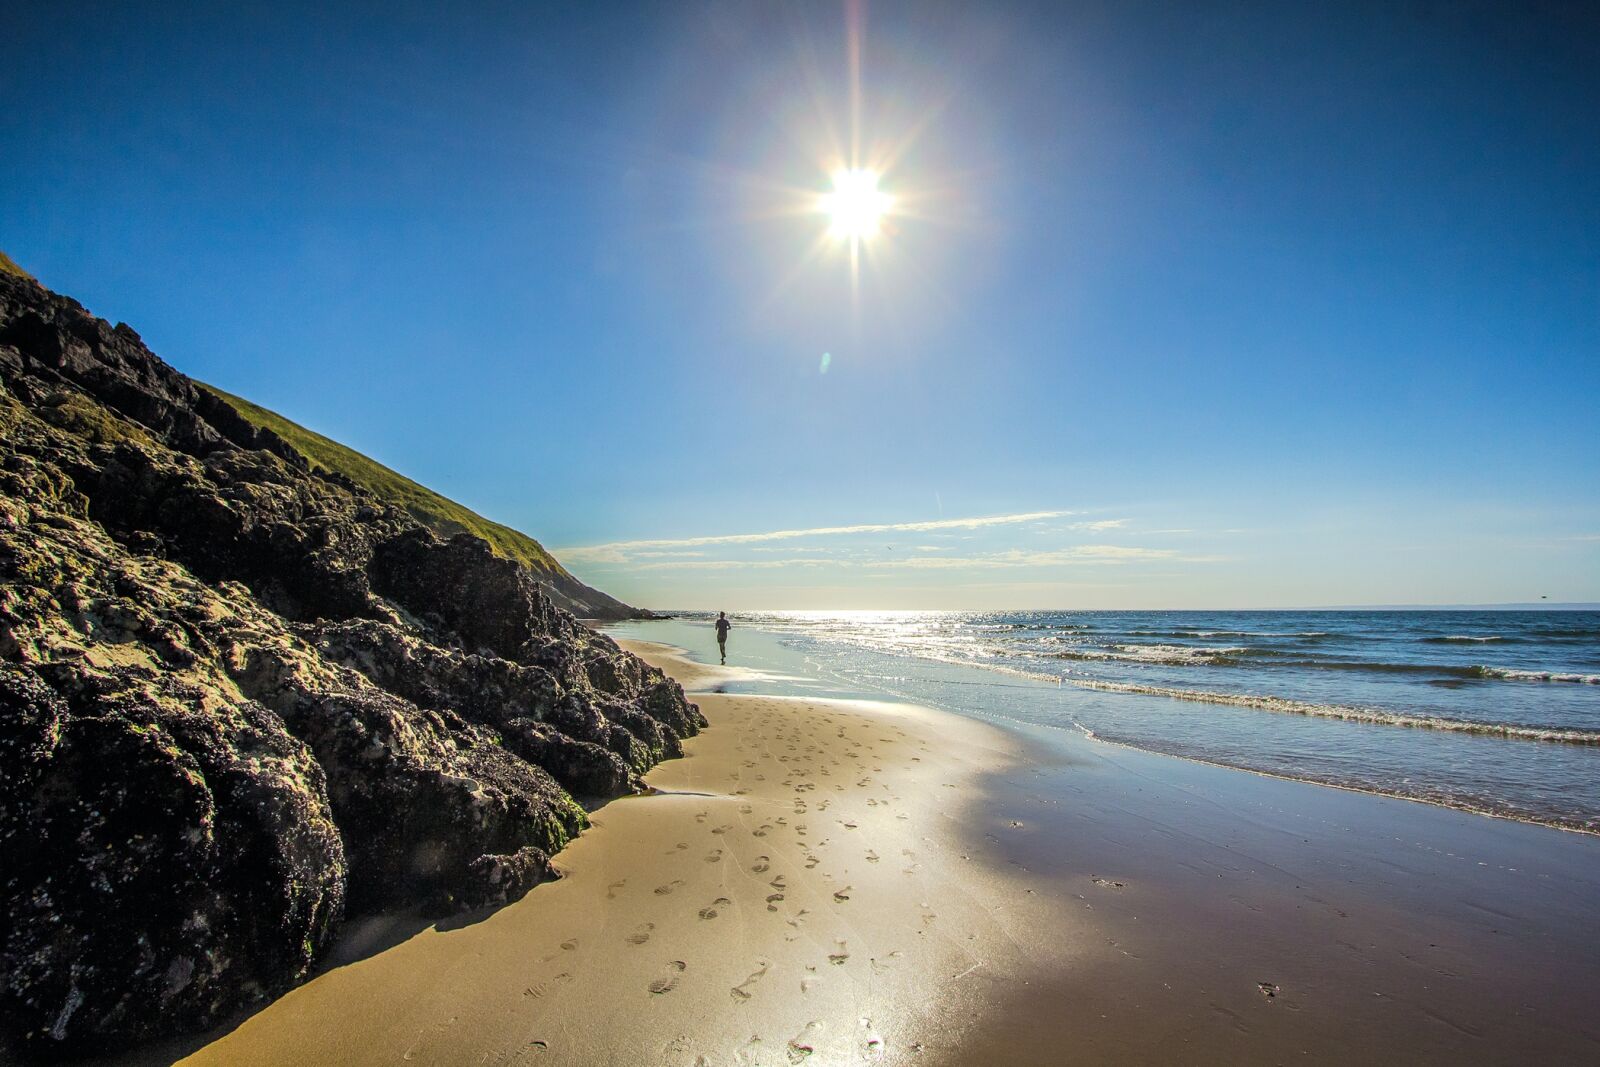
[820,168,893,241]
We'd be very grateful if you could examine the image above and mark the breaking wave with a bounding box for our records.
[1474,666,1600,685]
[1063,679,1600,744]
[1047,646,1600,683]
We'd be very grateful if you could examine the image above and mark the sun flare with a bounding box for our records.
[820,168,893,240]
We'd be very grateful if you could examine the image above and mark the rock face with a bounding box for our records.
[0,271,703,1055]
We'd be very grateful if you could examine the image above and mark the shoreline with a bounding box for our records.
[1077,723,1600,836]
[616,610,1600,837]
[126,632,1600,1065]
[628,632,1600,1063]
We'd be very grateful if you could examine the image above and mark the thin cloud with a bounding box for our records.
[628,557,835,571]
[885,545,1183,568]
[559,510,1075,564]
[597,544,1218,573]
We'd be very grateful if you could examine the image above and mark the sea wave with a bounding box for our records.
[1122,629,1334,639]
[1049,644,1253,666]
[1474,666,1600,685]
[1529,626,1600,640]
[1064,679,1600,744]
[1045,645,1600,683]
[1292,660,1600,683]
[1421,635,1507,644]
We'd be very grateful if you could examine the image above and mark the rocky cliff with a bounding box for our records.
[195,383,643,622]
[0,268,704,1055]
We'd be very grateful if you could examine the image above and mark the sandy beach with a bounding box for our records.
[115,636,1600,1066]
[127,641,1078,1065]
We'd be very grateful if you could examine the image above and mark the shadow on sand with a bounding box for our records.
[77,798,651,1067]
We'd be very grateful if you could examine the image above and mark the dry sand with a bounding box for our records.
[147,641,1080,1065]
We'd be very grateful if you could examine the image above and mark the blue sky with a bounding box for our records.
[3,1,1596,608]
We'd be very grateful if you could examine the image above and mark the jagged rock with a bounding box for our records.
[0,665,346,1051]
[0,271,700,1054]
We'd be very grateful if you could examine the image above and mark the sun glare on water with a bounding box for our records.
[821,168,893,240]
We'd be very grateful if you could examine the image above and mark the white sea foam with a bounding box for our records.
[1125,630,1332,639]
[1064,678,1600,744]
[1474,666,1600,685]
[1052,644,1249,667]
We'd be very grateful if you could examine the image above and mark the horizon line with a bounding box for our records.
[632,602,1600,614]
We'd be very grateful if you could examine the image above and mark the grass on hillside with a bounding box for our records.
[199,383,566,575]
[0,250,34,280]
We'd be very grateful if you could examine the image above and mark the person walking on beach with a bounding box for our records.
[715,611,731,664]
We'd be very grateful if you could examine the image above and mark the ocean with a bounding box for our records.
[608,610,1600,833]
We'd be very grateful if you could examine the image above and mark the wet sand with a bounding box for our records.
[943,720,1600,1063]
[131,638,1600,1065]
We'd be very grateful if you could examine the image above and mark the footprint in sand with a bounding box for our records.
[607,880,626,899]
[833,886,853,903]
[740,804,754,814]
[705,849,724,863]
[865,850,880,863]
[870,951,903,974]
[711,825,729,836]
[649,961,687,995]
[766,893,786,911]
[729,960,770,1002]
[560,938,578,951]
[828,941,850,966]
[698,897,732,920]
[654,880,686,896]
[1092,877,1126,890]
[626,922,656,946]
[787,1022,824,1063]
[751,856,771,874]
[753,825,772,838]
